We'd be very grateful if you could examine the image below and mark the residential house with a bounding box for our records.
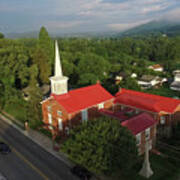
[170,73,180,91]
[115,72,128,84]
[173,70,180,75]
[137,75,167,89]
[131,73,137,78]
[22,84,50,101]
[114,88,180,137]
[148,64,164,72]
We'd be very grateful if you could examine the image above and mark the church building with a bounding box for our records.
[41,41,114,137]
[41,41,159,154]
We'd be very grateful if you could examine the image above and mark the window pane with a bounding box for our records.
[136,134,141,145]
[47,106,51,112]
[82,109,88,122]
[58,118,63,130]
[57,110,62,116]
[98,103,104,109]
[145,128,150,140]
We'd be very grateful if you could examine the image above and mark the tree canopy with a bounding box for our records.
[61,116,138,175]
[0,33,4,39]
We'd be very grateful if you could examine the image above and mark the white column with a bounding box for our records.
[139,141,154,178]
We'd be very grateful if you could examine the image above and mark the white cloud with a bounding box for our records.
[1,0,180,33]
[144,0,165,5]
[142,2,170,14]
[162,7,180,22]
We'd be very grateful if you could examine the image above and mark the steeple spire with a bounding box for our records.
[50,40,69,95]
[55,40,63,77]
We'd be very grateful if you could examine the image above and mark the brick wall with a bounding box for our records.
[174,105,180,125]
[42,97,114,136]
[113,103,180,128]
[138,125,157,155]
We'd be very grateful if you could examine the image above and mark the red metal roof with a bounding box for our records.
[115,89,180,113]
[121,113,156,135]
[52,84,114,113]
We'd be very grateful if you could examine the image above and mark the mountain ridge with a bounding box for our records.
[117,20,180,37]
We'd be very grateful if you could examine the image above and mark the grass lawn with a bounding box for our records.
[104,153,180,180]
[3,102,27,123]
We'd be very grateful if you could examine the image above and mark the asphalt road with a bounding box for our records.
[0,118,79,180]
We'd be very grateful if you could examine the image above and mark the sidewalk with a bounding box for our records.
[0,173,6,180]
[0,113,73,168]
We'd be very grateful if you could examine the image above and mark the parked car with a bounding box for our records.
[71,165,92,180]
[0,142,11,154]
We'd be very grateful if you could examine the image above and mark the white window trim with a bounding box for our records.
[160,116,165,125]
[148,140,152,150]
[145,128,150,141]
[47,106,51,112]
[48,113,53,130]
[65,127,70,135]
[57,110,62,116]
[81,109,88,122]
[136,133,141,146]
[98,103,104,109]
[58,118,63,130]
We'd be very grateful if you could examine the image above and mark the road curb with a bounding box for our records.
[0,113,74,168]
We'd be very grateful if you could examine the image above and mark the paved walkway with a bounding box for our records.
[0,173,6,180]
[0,113,73,168]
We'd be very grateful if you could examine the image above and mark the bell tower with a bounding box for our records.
[50,41,68,95]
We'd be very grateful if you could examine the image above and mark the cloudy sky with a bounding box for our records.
[0,0,180,34]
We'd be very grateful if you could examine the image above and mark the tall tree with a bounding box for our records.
[32,27,54,84]
[33,47,51,84]
[38,26,54,66]
[61,116,138,175]
[26,65,43,128]
[0,32,4,39]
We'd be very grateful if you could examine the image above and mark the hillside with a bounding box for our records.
[118,20,180,37]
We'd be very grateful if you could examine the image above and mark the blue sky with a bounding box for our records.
[0,0,180,34]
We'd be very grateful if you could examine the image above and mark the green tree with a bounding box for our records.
[38,27,54,66]
[32,47,51,84]
[61,116,138,175]
[120,77,141,91]
[32,27,54,84]
[26,65,43,128]
[0,82,5,109]
[76,53,110,86]
[0,32,4,39]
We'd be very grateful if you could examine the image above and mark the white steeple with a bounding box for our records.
[55,40,63,77]
[50,41,69,95]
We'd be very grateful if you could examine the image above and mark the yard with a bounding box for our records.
[103,124,180,180]
[103,153,180,180]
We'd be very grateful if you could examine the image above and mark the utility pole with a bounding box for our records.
[139,141,154,178]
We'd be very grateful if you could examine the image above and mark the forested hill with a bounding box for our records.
[6,31,39,39]
[117,20,180,37]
